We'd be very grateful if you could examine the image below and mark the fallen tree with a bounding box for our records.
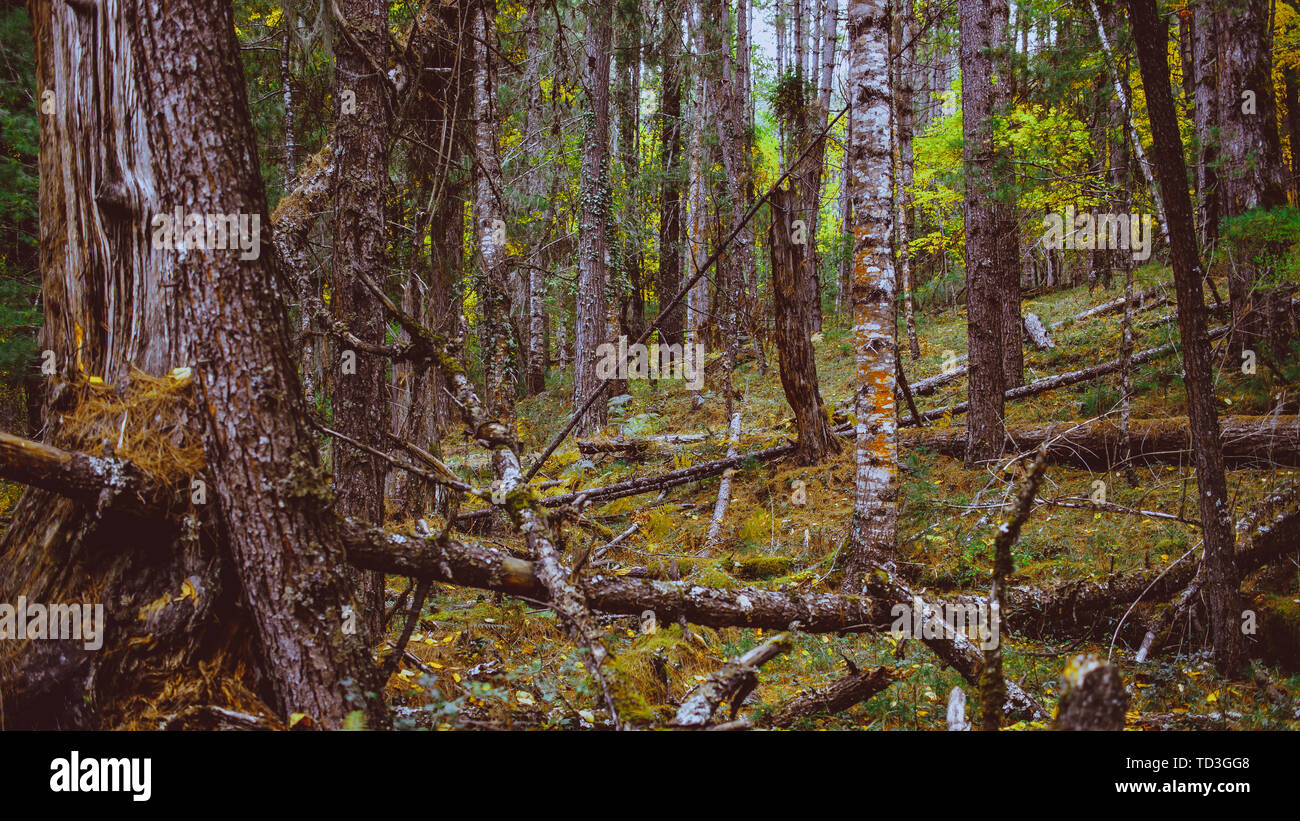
[672,632,791,728]
[908,325,1232,422]
[0,427,1050,720]
[989,482,1300,640]
[902,415,1300,469]
[768,663,897,728]
[909,285,1170,397]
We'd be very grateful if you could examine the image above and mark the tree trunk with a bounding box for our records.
[1191,0,1220,246]
[841,0,898,593]
[1127,0,1243,676]
[1215,0,1290,355]
[958,0,1007,464]
[1285,67,1300,204]
[333,0,391,638]
[894,0,921,360]
[2,0,387,729]
[472,0,514,423]
[686,13,708,411]
[615,5,645,345]
[991,0,1022,390]
[770,185,840,466]
[574,0,613,434]
[524,1,548,396]
[658,0,686,347]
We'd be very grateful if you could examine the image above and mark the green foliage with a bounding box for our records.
[1219,206,1300,289]
[0,6,39,395]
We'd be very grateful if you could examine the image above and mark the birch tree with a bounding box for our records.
[841,0,898,593]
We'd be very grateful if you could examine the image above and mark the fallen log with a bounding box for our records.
[909,325,1231,421]
[455,440,798,524]
[1053,285,1165,326]
[908,286,1168,397]
[994,481,1300,640]
[343,525,896,633]
[672,632,791,728]
[768,663,896,728]
[863,565,1049,720]
[0,429,1045,719]
[702,412,742,553]
[0,431,180,517]
[902,415,1300,469]
[1023,313,1055,350]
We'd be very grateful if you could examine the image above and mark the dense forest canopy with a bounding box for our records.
[0,0,1298,737]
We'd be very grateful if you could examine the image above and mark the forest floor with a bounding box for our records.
[10,269,1296,730]
[372,266,1300,730]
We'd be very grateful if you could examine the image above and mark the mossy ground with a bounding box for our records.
[371,270,1300,729]
[5,272,1288,729]
[374,268,1300,730]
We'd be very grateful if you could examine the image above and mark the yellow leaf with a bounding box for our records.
[290,712,310,728]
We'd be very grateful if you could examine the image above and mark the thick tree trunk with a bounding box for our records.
[1127,0,1243,676]
[333,0,391,637]
[574,0,613,434]
[3,0,387,729]
[841,0,898,593]
[658,0,686,347]
[992,0,1022,390]
[770,185,840,465]
[958,0,1007,464]
[1215,0,1290,355]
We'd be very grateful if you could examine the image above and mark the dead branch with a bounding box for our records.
[672,632,791,728]
[768,663,896,728]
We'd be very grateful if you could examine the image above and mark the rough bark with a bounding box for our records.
[672,633,791,727]
[768,664,896,727]
[3,0,387,729]
[958,0,1007,464]
[770,185,840,465]
[893,0,920,360]
[658,0,686,347]
[1126,0,1244,675]
[1191,0,1220,246]
[1215,0,1290,356]
[1052,655,1128,731]
[573,0,613,434]
[333,0,391,637]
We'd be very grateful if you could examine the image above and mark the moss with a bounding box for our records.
[728,555,795,580]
